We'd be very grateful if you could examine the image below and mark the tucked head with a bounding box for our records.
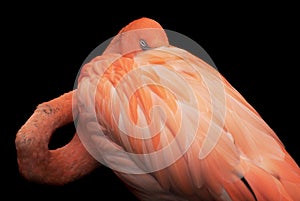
[103,17,169,55]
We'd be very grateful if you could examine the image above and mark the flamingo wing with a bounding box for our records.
[76,24,300,201]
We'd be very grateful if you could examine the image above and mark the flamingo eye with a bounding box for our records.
[139,39,150,50]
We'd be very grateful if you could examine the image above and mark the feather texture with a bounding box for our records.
[77,44,300,200]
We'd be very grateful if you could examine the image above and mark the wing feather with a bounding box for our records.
[77,46,300,200]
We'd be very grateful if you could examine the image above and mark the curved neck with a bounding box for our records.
[15,90,99,185]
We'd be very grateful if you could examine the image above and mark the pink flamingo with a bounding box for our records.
[15,17,300,201]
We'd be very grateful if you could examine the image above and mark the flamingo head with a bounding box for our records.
[103,17,169,55]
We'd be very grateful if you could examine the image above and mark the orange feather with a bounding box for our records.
[16,17,300,201]
[76,17,300,201]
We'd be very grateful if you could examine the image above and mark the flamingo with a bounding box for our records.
[15,17,300,201]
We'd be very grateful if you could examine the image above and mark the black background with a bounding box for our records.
[3,3,299,200]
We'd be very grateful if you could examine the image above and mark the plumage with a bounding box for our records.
[75,17,300,200]
[16,17,300,200]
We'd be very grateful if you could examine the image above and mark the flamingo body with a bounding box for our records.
[15,17,300,201]
[75,18,300,200]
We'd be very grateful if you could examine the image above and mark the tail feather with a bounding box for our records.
[223,178,256,201]
[263,157,300,184]
[244,161,297,201]
[281,181,300,201]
